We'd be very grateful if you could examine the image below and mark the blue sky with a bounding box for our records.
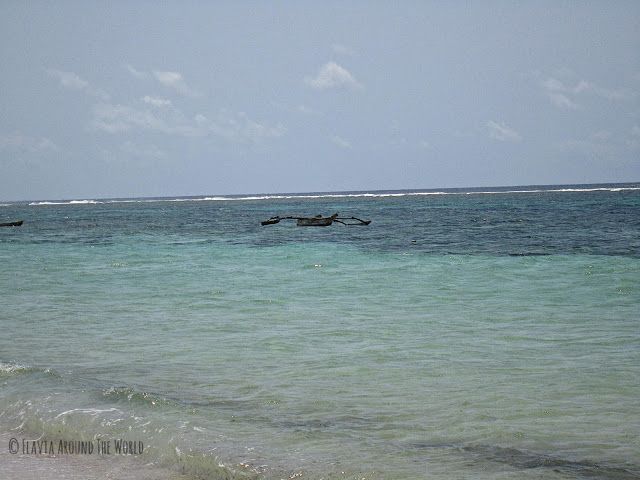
[1,1,639,200]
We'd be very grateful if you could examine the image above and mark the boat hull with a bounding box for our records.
[296,218,334,226]
[0,220,23,227]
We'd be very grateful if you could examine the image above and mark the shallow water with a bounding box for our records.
[1,183,639,479]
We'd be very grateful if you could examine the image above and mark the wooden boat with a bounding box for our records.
[261,213,370,227]
[297,213,338,226]
[0,220,23,227]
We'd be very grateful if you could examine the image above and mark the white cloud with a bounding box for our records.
[271,101,320,115]
[592,130,612,141]
[91,103,197,135]
[0,132,58,152]
[305,62,362,90]
[548,92,580,110]
[47,69,88,90]
[198,112,286,141]
[236,112,287,140]
[124,64,148,79]
[46,69,109,100]
[576,81,629,100]
[332,44,355,56]
[331,135,352,148]
[486,121,522,142]
[154,70,181,86]
[542,76,632,109]
[297,104,319,115]
[91,103,285,143]
[142,95,172,107]
[121,141,166,158]
[153,70,200,97]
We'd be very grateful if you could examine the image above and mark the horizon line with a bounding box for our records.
[3,181,639,204]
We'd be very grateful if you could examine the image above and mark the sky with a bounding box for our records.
[1,1,639,201]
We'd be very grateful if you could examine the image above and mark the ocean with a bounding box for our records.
[1,183,639,479]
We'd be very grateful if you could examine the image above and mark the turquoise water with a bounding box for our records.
[1,184,639,479]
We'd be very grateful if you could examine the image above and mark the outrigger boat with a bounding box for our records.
[0,220,23,227]
[261,213,370,227]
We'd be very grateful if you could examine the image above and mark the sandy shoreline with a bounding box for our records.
[0,433,188,480]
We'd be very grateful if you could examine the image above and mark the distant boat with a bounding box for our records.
[296,214,338,227]
[261,213,370,227]
[0,220,23,227]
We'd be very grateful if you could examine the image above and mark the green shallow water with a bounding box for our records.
[1,185,639,479]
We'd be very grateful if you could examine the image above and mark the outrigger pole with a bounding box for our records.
[332,216,371,226]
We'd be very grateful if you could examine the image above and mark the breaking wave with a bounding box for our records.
[29,199,101,205]
[24,185,640,206]
[0,361,58,378]
[101,386,177,408]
